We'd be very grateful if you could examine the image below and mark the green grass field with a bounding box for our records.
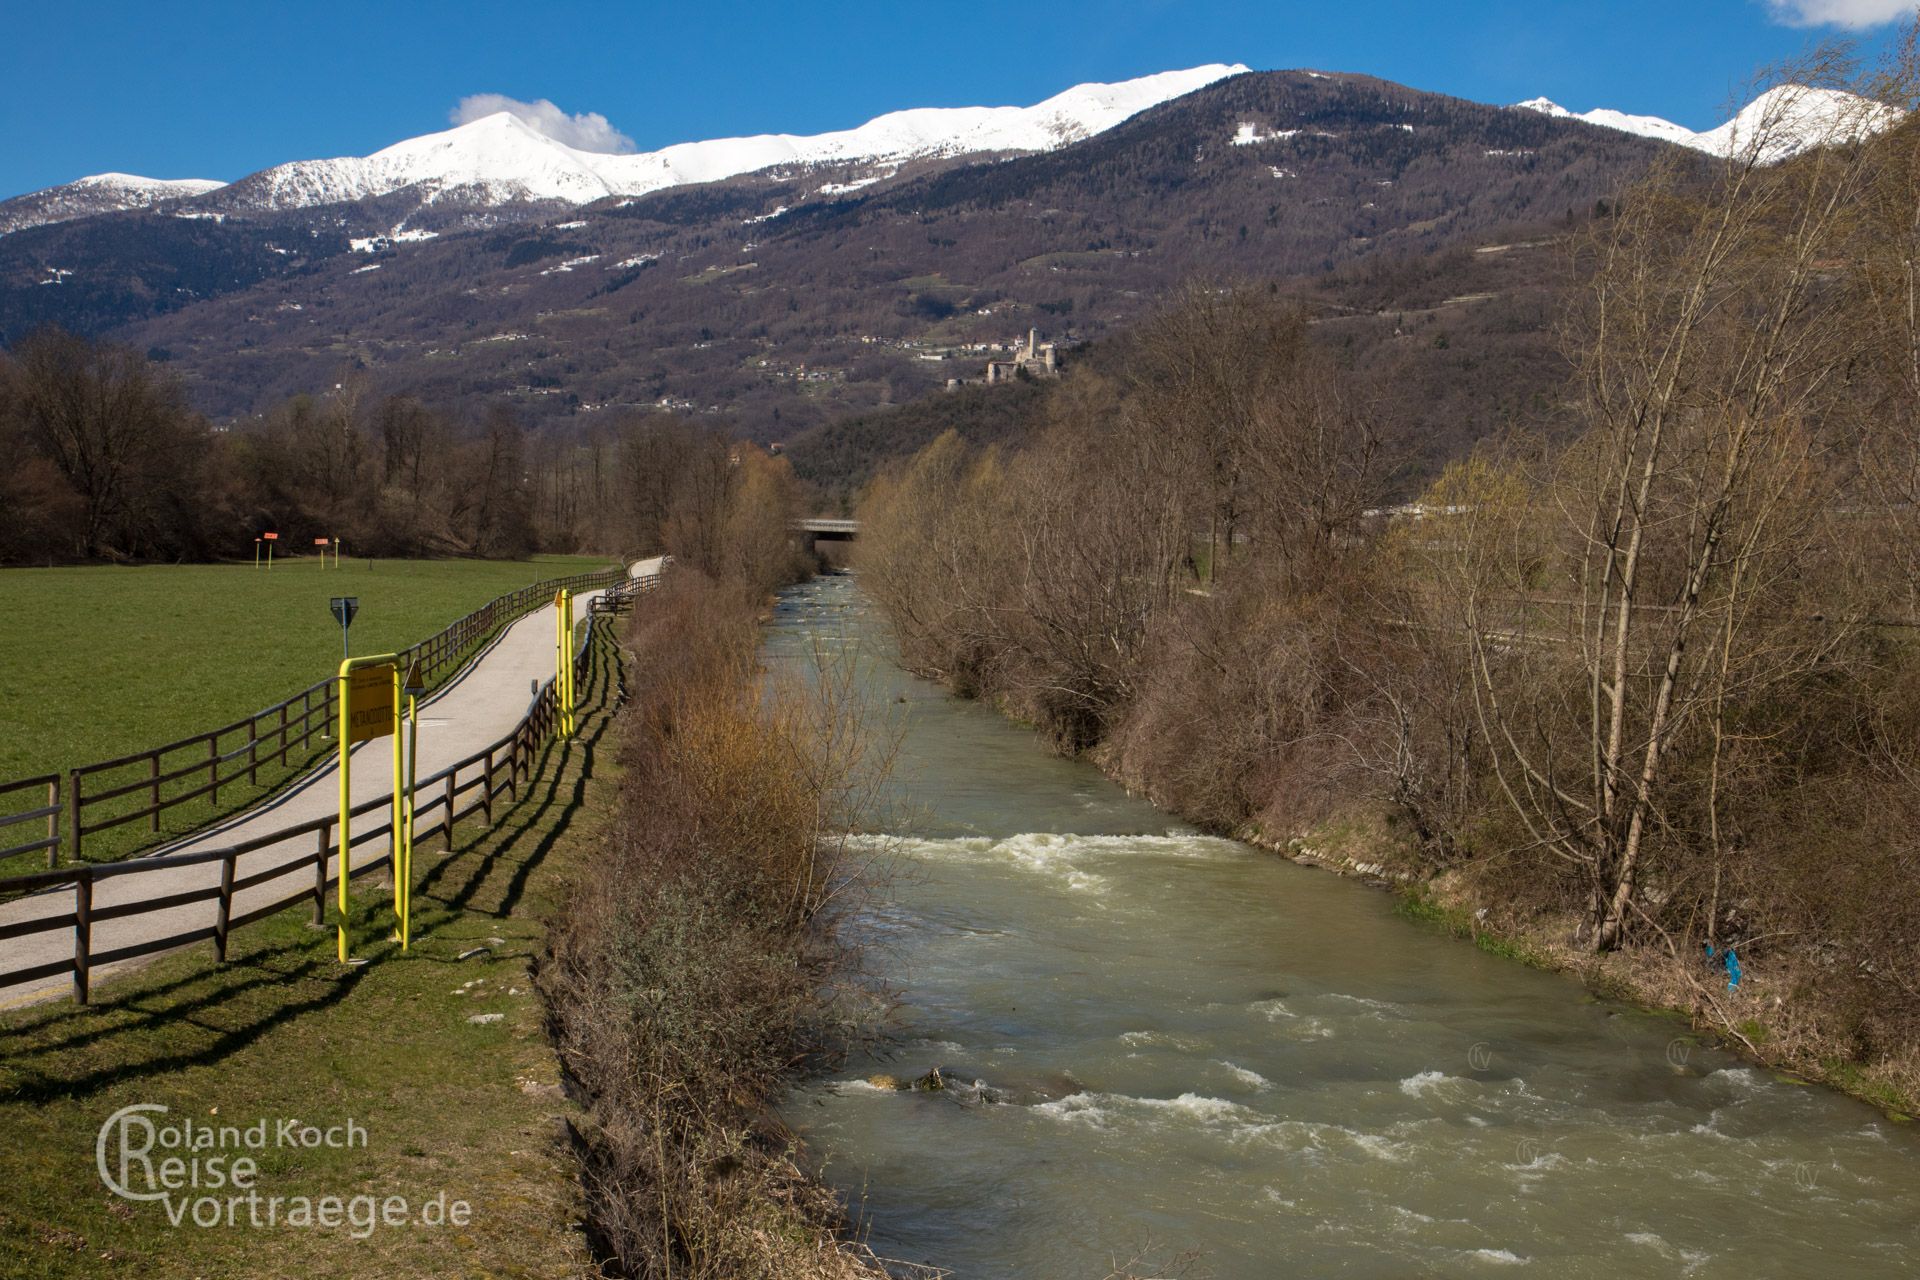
[0,555,612,871]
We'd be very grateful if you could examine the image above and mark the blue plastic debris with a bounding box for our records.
[1704,942,1742,990]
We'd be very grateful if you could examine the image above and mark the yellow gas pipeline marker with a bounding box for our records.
[334,653,417,963]
[554,588,575,739]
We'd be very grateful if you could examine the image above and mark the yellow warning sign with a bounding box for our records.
[348,663,396,743]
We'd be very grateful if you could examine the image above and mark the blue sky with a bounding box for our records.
[1,0,1911,199]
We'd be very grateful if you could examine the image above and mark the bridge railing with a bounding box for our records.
[0,564,625,872]
[0,563,660,1005]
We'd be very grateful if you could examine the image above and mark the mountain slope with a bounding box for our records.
[0,65,1246,340]
[85,69,1668,446]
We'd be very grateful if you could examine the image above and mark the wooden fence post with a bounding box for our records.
[482,749,495,828]
[215,852,236,962]
[208,735,220,807]
[73,873,92,1005]
[149,754,160,834]
[248,718,259,786]
[46,778,58,870]
[279,702,290,768]
[313,827,329,927]
[68,769,82,864]
[443,773,456,849]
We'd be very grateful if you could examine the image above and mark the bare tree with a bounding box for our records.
[1130,284,1313,585]
[1,329,206,559]
[1455,57,1891,950]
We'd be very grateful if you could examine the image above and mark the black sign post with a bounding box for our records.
[329,596,360,661]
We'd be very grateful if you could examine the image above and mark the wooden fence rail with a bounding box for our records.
[0,565,625,870]
[0,567,657,1005]
[0,776,60,869]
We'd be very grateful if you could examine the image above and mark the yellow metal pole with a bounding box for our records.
[403,690,418,949]
[390,664,402,944]
[560,588,575,737]
[336,660,352,963]
[266,540,274,572]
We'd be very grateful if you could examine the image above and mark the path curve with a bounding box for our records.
[0,559,662,1007]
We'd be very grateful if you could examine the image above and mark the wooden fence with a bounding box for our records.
[0,566,658,1005]
[0,565,625,871]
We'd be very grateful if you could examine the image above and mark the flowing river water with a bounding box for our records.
[765,574,1920,1279]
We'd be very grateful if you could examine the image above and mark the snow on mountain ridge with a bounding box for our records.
[72,173,227,196]
[1512,98,1701,148]
[0,172,230,235]
[231,112,619,208]
[214,64,1250,214]
[1514,84,1899,159]
[1693,84,1902,163]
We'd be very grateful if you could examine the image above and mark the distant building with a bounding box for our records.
[984,328,1058,384]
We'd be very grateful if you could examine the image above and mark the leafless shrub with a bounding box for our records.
[539,573,891,1279]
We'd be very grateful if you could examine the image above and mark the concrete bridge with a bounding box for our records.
[793,518,859,555]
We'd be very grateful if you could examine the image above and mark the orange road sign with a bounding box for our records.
[347,663,396,743]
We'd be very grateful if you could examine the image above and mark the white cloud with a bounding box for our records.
[449,94,636,153]
[1764,0,1915,28]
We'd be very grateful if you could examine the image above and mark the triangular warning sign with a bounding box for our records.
[402,660,426,694]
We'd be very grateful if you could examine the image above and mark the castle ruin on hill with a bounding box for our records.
[984,328,1058,384]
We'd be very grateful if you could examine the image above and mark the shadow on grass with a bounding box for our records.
[0,936,380,1104]
[0,627,626,1105]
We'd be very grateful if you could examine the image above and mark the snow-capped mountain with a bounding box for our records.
[1515,84,1899,162]
[207,65,1249,215]
[3,70,1896,243]
[0,173,227,236]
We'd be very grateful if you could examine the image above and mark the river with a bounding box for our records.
[764,574,1920,1279]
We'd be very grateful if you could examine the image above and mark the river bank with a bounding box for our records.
[537,573,893,1279]
[1173,794,1920,1124]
